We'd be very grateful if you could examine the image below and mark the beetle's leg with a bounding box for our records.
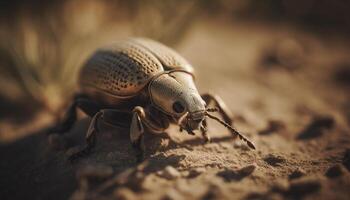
[130,108,146,162]
[201,94,256,149]
[201,93,239,139]
[201,93,234,125]
[200,119,211,143]
[130,106,168,162]
[68,111,103,161]
[47,94,100,135]
[89,107,144,162]
[68,108,133,161]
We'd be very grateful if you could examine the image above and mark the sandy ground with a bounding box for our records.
[1,19,350,200]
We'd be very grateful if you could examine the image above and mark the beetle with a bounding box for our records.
[49,38,255,161]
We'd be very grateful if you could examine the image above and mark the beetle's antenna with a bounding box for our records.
[206,107,219,112]
[205,112,256,150]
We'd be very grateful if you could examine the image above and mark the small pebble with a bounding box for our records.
[238,164,257,176]
[181,171,190,177]
[263,154,286,167]
[187,167,206,178]
[216,164,256,182]
[158,166,181,180]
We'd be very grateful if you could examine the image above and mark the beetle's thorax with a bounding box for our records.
[148,70,206,129]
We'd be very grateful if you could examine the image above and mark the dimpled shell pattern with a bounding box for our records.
[79,38,194,98]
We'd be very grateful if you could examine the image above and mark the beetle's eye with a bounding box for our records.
[172,101,185,113]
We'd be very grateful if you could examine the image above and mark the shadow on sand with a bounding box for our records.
[0,117,236,199]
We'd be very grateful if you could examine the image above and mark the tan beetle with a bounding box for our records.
[49,38,255,161]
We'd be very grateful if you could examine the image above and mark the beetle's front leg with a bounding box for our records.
[68,108,132,162]
[201,93,256,149]
[200,119,210,143]
[68,110,103,162]
[201,93,236,139]
[201,93,234,125]
[131,106,167,162]
[130,107,146,162]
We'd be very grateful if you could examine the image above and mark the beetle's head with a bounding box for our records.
[149,71,256,150]
[149,71,206,131]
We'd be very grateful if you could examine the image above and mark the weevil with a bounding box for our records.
[49,38,255,161]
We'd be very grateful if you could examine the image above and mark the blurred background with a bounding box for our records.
[0,0,349,141]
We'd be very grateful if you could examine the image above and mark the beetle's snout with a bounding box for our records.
[187,111,205,130]
[188,119,203,130]
[178,110,205,131]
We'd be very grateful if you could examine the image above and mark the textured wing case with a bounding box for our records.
[79,40,164,97]
[133,38,194,74]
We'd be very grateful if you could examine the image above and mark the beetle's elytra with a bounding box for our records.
[49,38,255,161]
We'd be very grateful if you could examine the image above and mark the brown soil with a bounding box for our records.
[1,20,350,200]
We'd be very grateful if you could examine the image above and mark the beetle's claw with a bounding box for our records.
[202,133,211,143]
